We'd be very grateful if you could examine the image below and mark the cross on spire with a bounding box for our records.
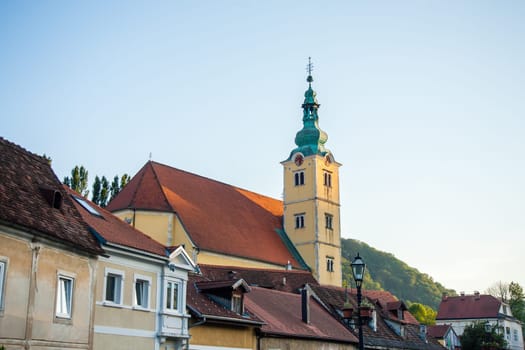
[306,57,314,86]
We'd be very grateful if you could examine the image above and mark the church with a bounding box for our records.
[107,67,343,287]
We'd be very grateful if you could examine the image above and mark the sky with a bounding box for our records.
[1,1,524,295]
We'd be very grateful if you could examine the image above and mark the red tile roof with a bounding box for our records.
[65,186,167,257]
[187,274,263,326]
[0,137,103,255]
[244,286,358,343]
[428,324,452,338]
[436,294,501,320]
[198,264,319,293]
[107,161,305,268]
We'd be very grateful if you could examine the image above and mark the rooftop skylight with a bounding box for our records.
[72,195,102,217]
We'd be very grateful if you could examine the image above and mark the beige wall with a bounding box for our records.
[189,324,257,349]
[282,154,342,287]
[0,227,96,349]
[260,337,356,350]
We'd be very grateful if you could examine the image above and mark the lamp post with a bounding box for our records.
[351,253,366,350]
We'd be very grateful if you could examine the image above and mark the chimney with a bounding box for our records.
[474,291,480,300]
[286,260,292,271]
[301,288,310,324]
[460,291,465,300]
[442,292,448,301]
[282,277,287,286]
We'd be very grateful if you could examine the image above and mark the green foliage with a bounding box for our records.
[63,165,89,197]
[341,238,455,309]
[100,176,109,208]
[408,302,436,325]
[508,282,525,322]
[109,173,130,203]
[91,176,101,205]
[460,321,507,350]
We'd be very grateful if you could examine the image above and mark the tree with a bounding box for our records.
[63,165,89,197]
[508,282,525,333]
[486,281,510,302]
[109,173,130,202]
[486,281,525,332]
[460,321,506,350]
[408,303,436,325]
[91,176,101,205]
[100,176,109,208]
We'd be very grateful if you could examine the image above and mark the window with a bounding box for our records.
[325,213,333,230]
[56,275,74,318]
[514,329,519,341]
[72,195,102,217]
[134,276,151,309]
[326,257,334,272]
[232,293,242,314]
[294,171,305,186]
[105,269,124,304]
[0,261,6,310]
[323,171,332,187]
[165,281,179,311]
[295,214,305,229]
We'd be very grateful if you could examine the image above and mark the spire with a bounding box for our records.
[289,58,329,159]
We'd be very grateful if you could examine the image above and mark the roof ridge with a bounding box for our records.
[1,137,50,167]
[150,160,280,202]
[149,161,173,211]
[200,263,312,274]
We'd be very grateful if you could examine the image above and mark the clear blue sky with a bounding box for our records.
[2,1,524,295]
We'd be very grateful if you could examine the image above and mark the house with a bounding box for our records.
[245,286,358,350]
[0,137,104,349]
[186,273,264,350]
[428,324,461,350]
[308,284,447,350]
[107,70,343,287]
[436,292,524,350]
[67,186,197,350]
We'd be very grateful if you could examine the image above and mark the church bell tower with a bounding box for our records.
[281,59,342,287]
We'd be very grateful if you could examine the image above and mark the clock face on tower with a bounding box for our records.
[294,154,304,166]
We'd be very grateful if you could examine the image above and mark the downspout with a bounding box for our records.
[25,241,40,349]
[186,316,207,350]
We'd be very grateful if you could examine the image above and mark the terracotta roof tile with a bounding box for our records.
[0,137,103,255]
[107,161,304,268]
[437,294,501,319]
[65,186,167,257]
[308,285,445,349]
[245,286,358,343]
[199,264,319,293]
[187,274,262,325]
[428,324,451,338]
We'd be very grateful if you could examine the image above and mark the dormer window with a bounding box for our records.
[196,278,250,316]
[232,292,243,314]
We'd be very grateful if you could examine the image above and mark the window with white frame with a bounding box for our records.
[294,171,305,186]
[165,280,180,312]
[56,274,74,318]
[513,329,519,341]
[0,260,6,310]
[134,275,151,309]
[105,269,124,304]
[295,214,305,229]
[325,213,333,230]
[326,256,334,272]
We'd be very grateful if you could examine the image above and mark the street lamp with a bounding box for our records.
[351,253,366,350]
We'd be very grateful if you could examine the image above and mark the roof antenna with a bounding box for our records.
[149,152,152,161]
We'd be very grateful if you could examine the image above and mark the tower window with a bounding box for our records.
[326,257,334,272]
[325,213,333,230]
[295,214,305,229]
[294,171,305,186]
[323,171,332,187]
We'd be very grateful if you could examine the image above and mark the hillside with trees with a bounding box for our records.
[341,238,456,310]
